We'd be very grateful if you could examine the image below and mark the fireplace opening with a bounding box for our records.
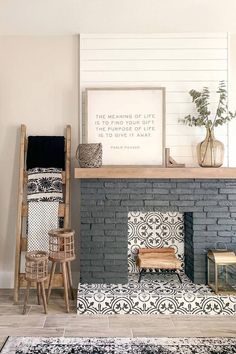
[128,211,185,274]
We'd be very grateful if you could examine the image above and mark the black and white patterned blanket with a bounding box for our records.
[27,167,63,202]
[27,168,63,252]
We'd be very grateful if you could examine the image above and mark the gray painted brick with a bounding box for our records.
[105,230,125,236]
[177,182,201,188]
[104,200,121,206]
[146,189,169,194]
[194,218,217,225]
[218,218,236,224]
[104,182,128,188]
[80,224,91,230]
[81,193,105,201]
[116,212,128,218]
[219,200,236,206]
[192,225,207,231]
[217,231,233,238]
[145,200,169,206]
[81,200,97,206]
[80,211,91,218]
[89,230,105,236]
[91,223,115,230]
[207,225,232,231]
[170,201,194,207]
[192,212,207,218]
[106,194,129,200]
[195,201,217,206]
[121,200,144,206]
[220,188,236,194]
[170,188,192,194]
[201,182,226,188]
[203,194,227,200]
[193,231,217,237]
[121,188,146,194]
[228,195,236,200]
[82,217,104,224]
[207,212,231,218]
[153,182,176,188]
[155,194,179,201]
[92,211,115,218]
[179,207,204,212]
[105,218,118,223]
[104,189,127,194]
[128,182,152,188]
[130,194,154,200]
[90,266,105,272]
[204,206,229,212]
[104,254,127,260]
[179,195,204,201]
[194,189,219,195]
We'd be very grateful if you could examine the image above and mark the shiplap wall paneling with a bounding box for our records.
[80,33,228,166]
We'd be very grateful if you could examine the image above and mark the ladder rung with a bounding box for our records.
[21,237,27,251]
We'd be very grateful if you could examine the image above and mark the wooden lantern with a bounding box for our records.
[207,249,236,294]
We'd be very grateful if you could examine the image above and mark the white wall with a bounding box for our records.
[0,36,79,288]
[80,33,228,166]
[229,34,236,166]
[1,1,236,35]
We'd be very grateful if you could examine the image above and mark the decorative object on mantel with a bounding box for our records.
[164,148,185,168]
[180,81,236,167]
[84,87,166,166]
[76,143,102,168]
[207,242,236,295]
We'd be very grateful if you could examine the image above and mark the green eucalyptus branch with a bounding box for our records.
[180,81,236,130]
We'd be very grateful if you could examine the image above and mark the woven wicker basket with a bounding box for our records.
[76,143,102,168]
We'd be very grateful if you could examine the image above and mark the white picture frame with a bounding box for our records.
[84,87,166,166]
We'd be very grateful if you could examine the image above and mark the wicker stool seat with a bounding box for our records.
[47,228,75,313]
[23,251,49,314]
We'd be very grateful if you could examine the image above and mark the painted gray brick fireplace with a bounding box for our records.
[80,179,236,285]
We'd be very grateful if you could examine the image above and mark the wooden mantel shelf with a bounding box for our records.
[74,166,236,179]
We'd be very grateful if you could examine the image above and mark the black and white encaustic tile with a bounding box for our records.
[77,273,236,315]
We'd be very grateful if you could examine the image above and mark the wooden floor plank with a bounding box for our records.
[0,289,236,338]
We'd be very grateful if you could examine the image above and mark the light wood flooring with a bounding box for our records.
[0,288,236,350]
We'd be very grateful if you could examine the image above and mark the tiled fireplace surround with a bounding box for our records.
[80,179,236,285]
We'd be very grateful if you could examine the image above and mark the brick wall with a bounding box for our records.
[80,179,236,285]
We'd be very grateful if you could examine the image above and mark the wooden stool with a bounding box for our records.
[23,251,48,314]
[136,247,182,283]
[47,228,75,313]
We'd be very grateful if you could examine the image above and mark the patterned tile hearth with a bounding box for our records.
[77,273,236,315]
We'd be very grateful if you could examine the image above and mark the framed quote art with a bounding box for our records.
[84,87,166,165]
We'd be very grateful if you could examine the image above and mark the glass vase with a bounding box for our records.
[197,128,224,167]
